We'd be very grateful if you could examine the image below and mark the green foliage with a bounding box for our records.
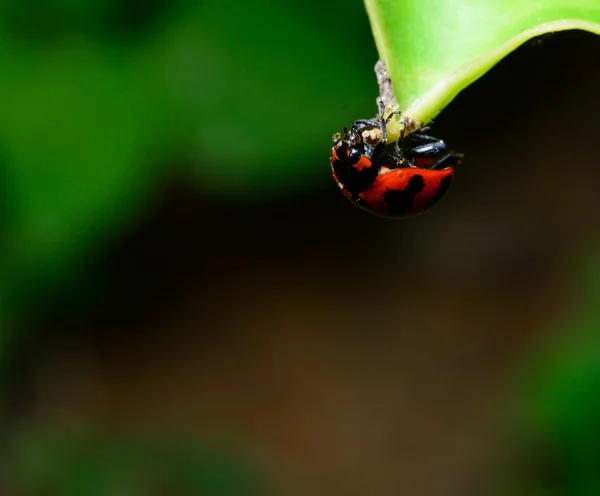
[364,0,600,126]
[0,0,376,336]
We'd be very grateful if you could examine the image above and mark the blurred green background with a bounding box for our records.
[1,0,600,494]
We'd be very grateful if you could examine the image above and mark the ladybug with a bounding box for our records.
[331,112,462,218]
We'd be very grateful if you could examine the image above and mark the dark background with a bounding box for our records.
[1,1,600,494]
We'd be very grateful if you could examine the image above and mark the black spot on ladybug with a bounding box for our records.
[426,174,453,209]
[382,174,425,215]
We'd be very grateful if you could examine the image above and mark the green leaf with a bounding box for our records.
[364,0,600,132]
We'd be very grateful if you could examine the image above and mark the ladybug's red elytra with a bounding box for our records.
[330,111,462,219]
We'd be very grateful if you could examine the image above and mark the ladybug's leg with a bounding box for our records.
[379,110,401,147]
[402,134,461,169]
[405,133,445,145]
[429,150,463,170]
[352,119,384,134]
[406,140,449,158]
[392,119,411,157]
[408,145,463,170]
[354,112,403,161]
[353,111,401,143]
[384,111,401,124]
[374,114,409,169]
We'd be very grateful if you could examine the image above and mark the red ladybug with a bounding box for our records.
[330,114,462,218]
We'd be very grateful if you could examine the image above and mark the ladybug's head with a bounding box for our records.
[332,126,365,164]
[330,126,379,196]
